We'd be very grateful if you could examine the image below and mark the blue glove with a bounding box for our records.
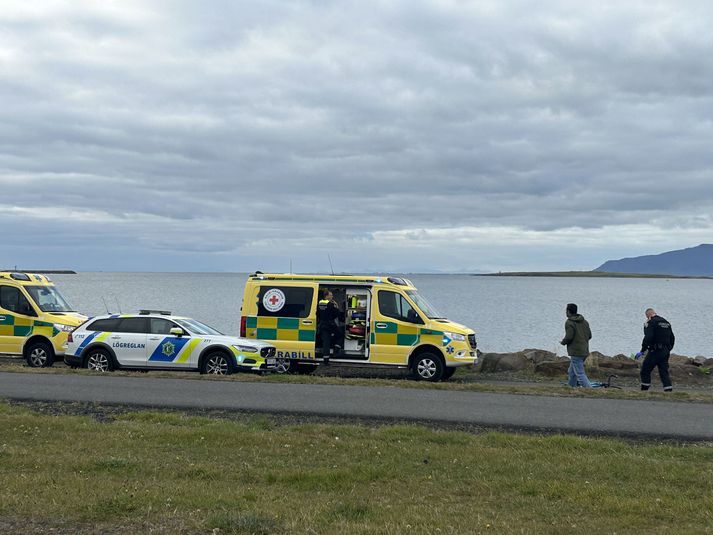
[635,352,643,360]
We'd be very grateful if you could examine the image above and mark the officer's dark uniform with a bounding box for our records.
[640,315,676,391]
[317,298,343,363]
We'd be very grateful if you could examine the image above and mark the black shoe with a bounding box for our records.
[323,357,330,367]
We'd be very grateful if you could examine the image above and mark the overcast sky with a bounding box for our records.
[2,0,712,273]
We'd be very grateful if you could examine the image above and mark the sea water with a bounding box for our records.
[51,272,712,357]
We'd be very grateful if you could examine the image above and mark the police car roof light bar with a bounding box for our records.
[139,309,172,315]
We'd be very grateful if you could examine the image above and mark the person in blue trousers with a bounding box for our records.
[560,303,593,388]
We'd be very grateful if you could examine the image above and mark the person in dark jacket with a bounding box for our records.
[637,308,675,392]
[560,303,592,388]
[317,290,343,365]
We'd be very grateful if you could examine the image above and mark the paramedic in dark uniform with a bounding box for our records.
[637,308,675,392]
[317,290,343,365]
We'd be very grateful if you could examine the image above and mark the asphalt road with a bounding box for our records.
[1,371,712,440]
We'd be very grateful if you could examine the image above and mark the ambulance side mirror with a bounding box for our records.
[170,327,185,337]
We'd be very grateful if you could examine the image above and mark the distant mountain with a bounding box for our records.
[596,244,713,277]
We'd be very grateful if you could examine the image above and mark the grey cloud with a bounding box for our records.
[2,0,713,271]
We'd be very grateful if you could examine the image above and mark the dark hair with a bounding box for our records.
[566,303,578,315]
[323,289,332,299]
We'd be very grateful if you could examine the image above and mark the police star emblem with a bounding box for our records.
[162,340,175,357]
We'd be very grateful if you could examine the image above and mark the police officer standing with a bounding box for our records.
[317,290,343,366]
[637,308,675,392]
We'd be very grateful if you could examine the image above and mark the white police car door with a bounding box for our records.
[145,317,193,368]
[110,317,149,367]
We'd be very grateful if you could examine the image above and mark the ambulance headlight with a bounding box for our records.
[444,332,465,342]
[232,344,258,353]
[54,324,75,333]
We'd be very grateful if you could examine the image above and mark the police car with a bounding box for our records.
[65,311,277,375]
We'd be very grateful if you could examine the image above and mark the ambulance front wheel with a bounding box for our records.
[25,341,55,368]
[413,352,445,382]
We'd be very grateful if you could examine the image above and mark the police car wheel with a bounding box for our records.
[26,341,54,368]
[85,349,113,372]
[413,353,444,382]
[202,352,233,375]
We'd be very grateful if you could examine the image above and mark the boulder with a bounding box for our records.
[584,351,612,371]
[597,358,640,377]
[479,352,529,373]
[692,356,713,367]
[611,353,634,361]
[670,354,693,365]
[534,359,570,377]
[598,359,638,370]
[521,349,557,365]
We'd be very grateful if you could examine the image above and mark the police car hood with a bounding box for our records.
[44,312,87,327]
[431,319,475,335]
[209,335,273,349]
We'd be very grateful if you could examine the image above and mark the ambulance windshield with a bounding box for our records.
[25,286,74,312]
[175,318,223,336]
[406,290,444,319]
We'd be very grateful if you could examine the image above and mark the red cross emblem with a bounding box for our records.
[263,289,286,312]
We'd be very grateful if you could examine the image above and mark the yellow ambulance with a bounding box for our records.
[0,272,86,367]
[240,273,477,381]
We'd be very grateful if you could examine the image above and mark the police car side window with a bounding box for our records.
[117,317,150,334]
[150,318,178,334]
[0,286,36,316]
[378,291,422,324]
[257,286,314,318]
[86,318,121,332]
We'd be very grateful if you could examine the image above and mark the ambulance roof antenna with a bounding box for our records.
[290,259,293,274]
[100,296,110,314]
[328,254,335,275]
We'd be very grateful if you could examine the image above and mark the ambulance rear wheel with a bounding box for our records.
[413,352,445,382]
[85,348,113,372]
[26,341,54,368]
[201,352,234,375]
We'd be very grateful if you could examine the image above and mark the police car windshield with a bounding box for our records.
[405,291,444,319]
[25,286,74,312]
[175,318,223,336]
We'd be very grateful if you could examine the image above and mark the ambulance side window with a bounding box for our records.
[0,286,36,317]
[378,291,423,324]
[257,286,313,318]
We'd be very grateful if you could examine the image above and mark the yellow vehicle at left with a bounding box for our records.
[0,272,86,367]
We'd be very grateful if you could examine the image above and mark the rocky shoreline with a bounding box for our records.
[477,349,713,385]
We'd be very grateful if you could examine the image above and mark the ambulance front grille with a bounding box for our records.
[467,334,477,350]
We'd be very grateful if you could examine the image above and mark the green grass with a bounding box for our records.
[1,402,713,533]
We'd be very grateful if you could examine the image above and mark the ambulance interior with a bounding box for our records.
[316,286,370,360]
